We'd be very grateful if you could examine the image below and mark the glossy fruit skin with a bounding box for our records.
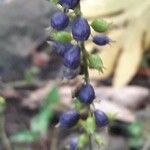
[93,35,110,46]
[78,84,95,104]
[51,12,69,30]
[59,0,80,9]
[59,111,80,128]
[63,45,81,69]
[70,137,78,150]
[51,42,73,56]
[72,17,91,41]
[94,110,109,127]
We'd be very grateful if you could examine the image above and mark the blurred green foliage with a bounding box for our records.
[11,86,60,143]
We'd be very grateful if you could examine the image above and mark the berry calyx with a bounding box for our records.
[52,31,72,43]
[94,110,109,127]
[78,84,95,104]
[72,17,91,41]
[51,12,69,30]
[93,35,110,46]
[59,0,80,9]
[59,111,80,128]
[91,19,109,33]
[63,45,81,69]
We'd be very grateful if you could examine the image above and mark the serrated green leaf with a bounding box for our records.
[85,117,96,134]
[91,19,109,33]
[52,32,72,43]
[10,131,38,143]
[74,99,84,111]
[88,54,104,73]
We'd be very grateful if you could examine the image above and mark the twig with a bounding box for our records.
[0,115,12,150]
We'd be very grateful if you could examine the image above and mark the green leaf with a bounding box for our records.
[10,130,38,143]
[85,117,96,134]
[127,122,142,137]
[91,19,109,33]
[78,134,89,149]
[31,87,59,135]
[31,109,53,135]
[74,99,84,111]
[52,32,72,43]
[88,54,104,73]
[43,86,60,109]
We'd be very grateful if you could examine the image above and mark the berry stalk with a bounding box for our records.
[74,4,94,150]
[49,0,110,149]
[80,42,89,83]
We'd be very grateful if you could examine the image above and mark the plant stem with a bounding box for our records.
[74,3,93,150]
[80,42,89,83]
[0,114,12,150]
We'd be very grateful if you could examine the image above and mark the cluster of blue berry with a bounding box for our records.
[48,0,111,149]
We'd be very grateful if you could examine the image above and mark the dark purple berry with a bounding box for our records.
[78,84,95,104]
[63,45,81,69]
[51,12,69,30]
[93,35,110,46]
[94,110,109,127]
[59,111,80,128]
[72,17,91,41]
[51,42,73,56]
[63,66,80,80]
[59,0,80,9]
[70,137,78,150]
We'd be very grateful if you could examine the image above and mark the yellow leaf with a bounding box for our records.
[81,0,142,19]
[113,22,144,87]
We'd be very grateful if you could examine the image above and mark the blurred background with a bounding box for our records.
[0,0,150,150]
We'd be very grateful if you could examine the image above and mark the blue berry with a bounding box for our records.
[78,84,95,104]
[70,137,78,150]
[59,111,80,128]
[94,110,109,127]
[51,12,69,30]
[59,0,80,9]
[72,17,91,41]
[93,35,110,46]
[63,45,81,69]
[51,42,73,56]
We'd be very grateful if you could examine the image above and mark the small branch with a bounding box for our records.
[0,115,12,150]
